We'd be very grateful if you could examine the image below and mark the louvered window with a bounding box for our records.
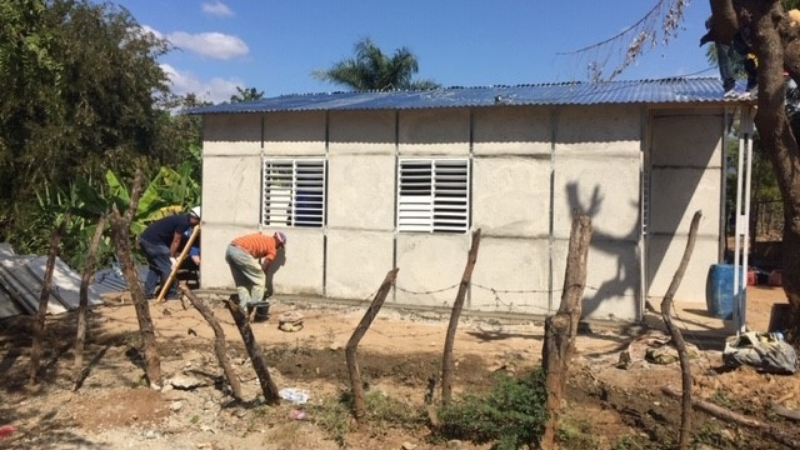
[397,159,470,233]
[262,159,325,228]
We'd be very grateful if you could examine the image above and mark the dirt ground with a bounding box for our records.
[1,286,799,450]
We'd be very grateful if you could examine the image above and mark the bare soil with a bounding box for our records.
[1,286,798,450]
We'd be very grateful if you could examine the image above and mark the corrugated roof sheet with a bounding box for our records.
[189,77,742,115]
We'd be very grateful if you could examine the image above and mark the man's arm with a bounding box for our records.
[170,231,182,257]
[261,257,272,274]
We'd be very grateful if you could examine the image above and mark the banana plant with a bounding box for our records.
[15,165,201,269]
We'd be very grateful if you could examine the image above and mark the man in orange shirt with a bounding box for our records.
[225,231,287,316]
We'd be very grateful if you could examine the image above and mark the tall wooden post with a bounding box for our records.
[29,211,71,385]
[181,286,243,401]
[108,170,162,387]
[224,296,280,404]
[541,214,592,449]
[441,229,481,405]
[74,215,107,390]
[661,210,702,450]
[346,268,399,422]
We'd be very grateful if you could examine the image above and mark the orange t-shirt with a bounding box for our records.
[231,233,277,261]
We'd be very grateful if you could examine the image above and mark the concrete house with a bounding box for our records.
[191,78,741,322]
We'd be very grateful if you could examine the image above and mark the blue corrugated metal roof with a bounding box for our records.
[188,77,741,115]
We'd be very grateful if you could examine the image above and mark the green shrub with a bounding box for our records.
[435,367,549,450]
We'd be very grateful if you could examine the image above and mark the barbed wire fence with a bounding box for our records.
[351,276,726,368]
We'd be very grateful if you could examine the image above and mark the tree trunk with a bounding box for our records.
[224,295,280,405]
[180,286,243,401]
[541,214,592,450]
[73,215,106,391]
[441,229,481,405]
[345,268,399,423]
[660,211,702,450]
[732,0,800,341]
[108,170,162,387]
[29,211,70,385]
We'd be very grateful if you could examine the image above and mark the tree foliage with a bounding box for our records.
[311,38,440,91]
[229,86,264,103]
[0,0,203,263]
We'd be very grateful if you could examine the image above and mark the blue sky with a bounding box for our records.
[115,0,716,103]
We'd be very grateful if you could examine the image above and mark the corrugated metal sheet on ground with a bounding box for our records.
[0,256,68,315]
[0,284,23,318]
[26,256,104,309]
[188,77,742,116]
[92,265,148,295]
[0,242,15,257]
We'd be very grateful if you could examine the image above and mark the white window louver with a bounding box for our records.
[398,159,469,233]
[262,159,325,228]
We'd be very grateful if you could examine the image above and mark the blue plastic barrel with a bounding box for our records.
[706,264,743,319]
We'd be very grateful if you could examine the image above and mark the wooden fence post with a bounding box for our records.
[346,268,399,422]
[73,215,107,390]
[661,210,702,450]
[441,229,481,405]
[224,296,280,405]
[181,286,243,401]
[108,170,162,387]
[29,211,71,385]
[541,214,592,450]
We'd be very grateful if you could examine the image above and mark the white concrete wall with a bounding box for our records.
[326,230,394,299]
[473,106,551,155]
[325,110,395,300]
[552,105,644,320]
[199,104,725,323]
[398,108,470,155]
[263,111,326,155]
[201,114,263,289]
[201,113,328,294]
[647,110,725,304]
[394,234,471,306]
[470,106,553,315]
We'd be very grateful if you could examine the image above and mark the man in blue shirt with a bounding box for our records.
[138,207,201,299]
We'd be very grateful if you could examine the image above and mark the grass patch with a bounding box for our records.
[308,388,426,447]
[557,414,602,450]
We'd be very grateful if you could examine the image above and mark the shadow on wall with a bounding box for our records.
[645,167,707,298]
[265,246,286,296]
[566,182,640,320]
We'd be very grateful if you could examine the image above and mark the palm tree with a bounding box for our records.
[312,38,440,91]
[230,86,264,103]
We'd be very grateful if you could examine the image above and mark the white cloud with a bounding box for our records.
[162,64,241,104]
[202,1,234,17]
[139,24,248,60]
[167,31,248,59]
[140,25,163,40]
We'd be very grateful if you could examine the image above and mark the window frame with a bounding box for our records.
[261,158,326,228]
[396,158,471,234]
